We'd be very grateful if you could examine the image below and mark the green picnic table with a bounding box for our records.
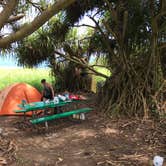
[15,99,92,129]
[15,100,75,113]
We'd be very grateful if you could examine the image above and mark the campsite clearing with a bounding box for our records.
[0,96,165,166]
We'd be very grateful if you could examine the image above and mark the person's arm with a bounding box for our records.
[41,90,44,97]
[41,90,44,101]
[48,84,54,97]
[51,86,54,98]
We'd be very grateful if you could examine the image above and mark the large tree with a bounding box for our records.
[15,0,166,117]
[15,16,102,92]
[0,0,76,48]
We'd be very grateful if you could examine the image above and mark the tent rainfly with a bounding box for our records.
[0,83,41,116]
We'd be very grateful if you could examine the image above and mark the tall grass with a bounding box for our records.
[0,68,54,91]
[0,67,110,92]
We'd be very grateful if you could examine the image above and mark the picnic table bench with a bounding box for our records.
[15,99,92,129]
[30,107,92,124]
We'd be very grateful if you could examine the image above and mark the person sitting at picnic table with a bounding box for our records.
[41,79,54,101]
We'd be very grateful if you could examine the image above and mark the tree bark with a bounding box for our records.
[0,0,76,48]
[0,0,18,30]
[7,14,25,23]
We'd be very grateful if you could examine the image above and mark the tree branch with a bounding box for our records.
[0,0,18,30]
[54,50,109,79]
[0,0,6,6]
[155,10,166,20]
[122,11,128,43]
[6,14,25,23]
[158,43,166,50]
[27,0,43,13]
[90,64,110,69]
[0,0,76,48]
[88,16,116,58]
[74,24,96,29]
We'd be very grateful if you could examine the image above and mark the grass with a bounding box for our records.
[0,68,54,91]
[94,67,111,82]
[0,67,110,92]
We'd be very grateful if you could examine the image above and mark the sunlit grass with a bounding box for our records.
[94,67,111,82]
[0,68,54,91]
[0,67,110,92]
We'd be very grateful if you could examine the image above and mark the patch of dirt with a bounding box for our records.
[0,134,16,165]
[0,97,165,166]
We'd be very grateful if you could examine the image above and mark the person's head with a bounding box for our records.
[41,79,46,86]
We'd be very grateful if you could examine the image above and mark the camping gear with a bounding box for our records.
[64,93,69,100]
[53,97,59,104]
[58,94,66,101]
[69,94,80,100]
[80,113,85,120]
[0,83,41,116]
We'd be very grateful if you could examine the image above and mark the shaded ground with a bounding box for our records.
[0,98,165,166]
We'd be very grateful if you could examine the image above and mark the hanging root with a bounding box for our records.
[98,63,164,118]
[151,80,166,117]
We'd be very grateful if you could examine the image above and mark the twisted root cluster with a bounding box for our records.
[98,60,165,118]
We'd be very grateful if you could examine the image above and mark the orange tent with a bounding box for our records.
[0,83,41,116]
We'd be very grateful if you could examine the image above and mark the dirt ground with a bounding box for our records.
[0,98,165,166]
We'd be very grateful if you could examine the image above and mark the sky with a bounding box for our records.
[77,15,95,35]
[0,7,95,68]
[0,55,18,68]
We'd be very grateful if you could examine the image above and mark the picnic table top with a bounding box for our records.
[15,99,83,113]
